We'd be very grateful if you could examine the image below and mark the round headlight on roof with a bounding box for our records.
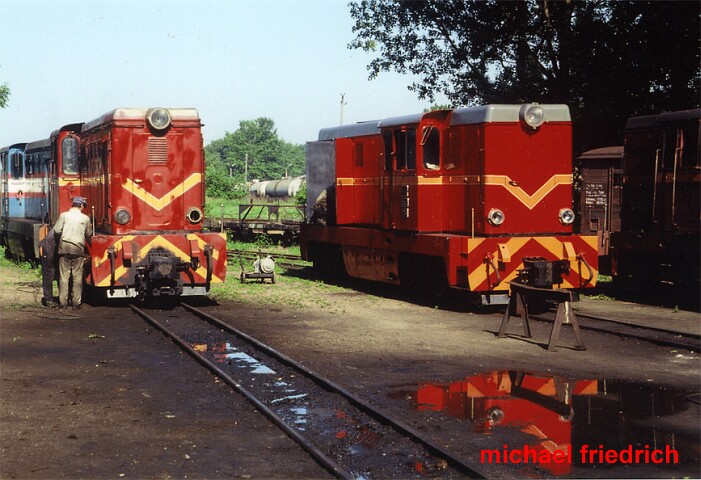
[487,208,505,226]
[519,103,545,130]
[146,108,171,131]
[559,208,575,225]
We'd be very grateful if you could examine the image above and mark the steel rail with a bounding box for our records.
[227,249,305,262]
[182,302,488,479]
[129,304,354,480]
[529,310,700,351]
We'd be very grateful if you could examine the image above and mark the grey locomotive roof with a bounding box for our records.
[317,104,571,140]
[317,121,380,141]
[451,104,571,125]
[576,146,624,160]
[25,138,52,151]
[626,108,701,130]
[50,123,84,140]
[0,142,27,152]
[82,108,200,132]
[377,113,425,128]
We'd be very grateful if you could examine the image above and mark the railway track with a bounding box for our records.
[129,303,486,479]
[528,309,700,351]
[224,250,698,350]
[227,249,309,270]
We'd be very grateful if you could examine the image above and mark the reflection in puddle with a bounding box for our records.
[398,371,698,476]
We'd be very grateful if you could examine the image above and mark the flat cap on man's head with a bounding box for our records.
[72,196,88,207]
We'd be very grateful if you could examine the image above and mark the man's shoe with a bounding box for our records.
[73,305,81,311]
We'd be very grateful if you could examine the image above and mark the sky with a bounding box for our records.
[0,0,447,147]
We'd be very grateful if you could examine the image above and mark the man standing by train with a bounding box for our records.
[39,226,58,308]
[54,196,92,310]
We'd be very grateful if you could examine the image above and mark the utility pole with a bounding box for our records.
[340,93,347,125]
[245,153,248,183]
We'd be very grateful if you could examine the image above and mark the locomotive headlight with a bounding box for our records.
[487,208,505,226]
[186,207,203,224]
[146,108,171,131]
[559,208,575,225]
[115,208,131,225]
[519,103,545,129]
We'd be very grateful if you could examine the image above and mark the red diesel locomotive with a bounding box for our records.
[2,108,227,299]
[78,108,227,299]
[301,103,598,304]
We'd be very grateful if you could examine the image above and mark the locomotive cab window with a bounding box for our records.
[391,128,416,171]
[383,131,393,171]
[661,124,700,169]
[406,128,416,170]
[11,153,23,178]
[421,125,440,170]
[62,136,79,175]
[679,123,699,168]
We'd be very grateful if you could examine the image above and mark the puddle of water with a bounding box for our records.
[194,342,314,433]
[193,342,277,374]
[271,393,308,404]
[392,370,699,476]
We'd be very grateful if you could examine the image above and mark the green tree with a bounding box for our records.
[0,82,10,108]
[349,0,700,152]
[205,118,305,198]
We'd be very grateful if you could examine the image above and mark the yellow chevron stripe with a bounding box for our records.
[482,174,571,210]
[93,235,137,268]
[96,265,129,287]
[186,233,224,261]
[123,173,201,211]
[467,237,531,289]
[95,234,223,286]
[466,237,486,254]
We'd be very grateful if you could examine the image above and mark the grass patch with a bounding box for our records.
[210,264,353,315]
[0,240,360,315]
[205,197,305,223]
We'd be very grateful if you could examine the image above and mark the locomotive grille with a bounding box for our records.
[354,143,364,167]
[148,137,168,164]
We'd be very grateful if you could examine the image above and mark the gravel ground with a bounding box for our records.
[1,262,699,479]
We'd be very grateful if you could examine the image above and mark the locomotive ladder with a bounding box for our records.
[497,281,587,352]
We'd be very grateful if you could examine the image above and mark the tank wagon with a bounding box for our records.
[249,176,305,198]
[1,108,226,300]
[301,104,599,304]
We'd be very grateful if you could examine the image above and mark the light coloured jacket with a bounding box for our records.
[55,207,93,255]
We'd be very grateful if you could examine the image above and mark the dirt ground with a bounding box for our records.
[1,263,699,479]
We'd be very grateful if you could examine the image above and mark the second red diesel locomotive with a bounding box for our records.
[1,107,227,300]
[301,103,598,304]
